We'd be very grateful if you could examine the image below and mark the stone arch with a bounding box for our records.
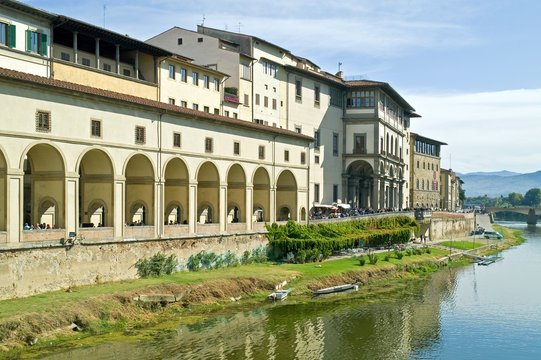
[125,154,155,226]
[346,160,374,209]
[76,146,116,175]
[227,163,246,225]
[38,197,58,228]
[197,162,219,225]
[164,157,189,225]
[122,152,157,181]
[253,167,270,222]
[165,201,183,225]
[300,207,306,221]
[79,148,114,228]
[129,200,149,225]
[23,143,66,228]
[276,169,297,221]
[390,135,394,155]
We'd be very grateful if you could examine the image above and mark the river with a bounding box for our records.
[41,222,540,360]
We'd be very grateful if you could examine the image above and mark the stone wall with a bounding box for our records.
[0,232,268,300]
[426,212,475,240]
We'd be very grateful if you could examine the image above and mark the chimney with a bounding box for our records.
[336,71,343,79]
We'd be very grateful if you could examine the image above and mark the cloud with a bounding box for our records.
[405,89,541,173]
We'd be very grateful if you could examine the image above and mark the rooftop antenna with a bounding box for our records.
[338,62,342,72]
[103,4,106,28]
[201,14,205,26]
[238,22,242,33]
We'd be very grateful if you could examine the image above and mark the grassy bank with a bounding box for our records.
[439,241,485,250]
[0,248,450,356]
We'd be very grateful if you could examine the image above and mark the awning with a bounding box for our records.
[337,204,351,209]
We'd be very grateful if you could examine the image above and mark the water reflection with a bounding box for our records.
[40,223,541,360]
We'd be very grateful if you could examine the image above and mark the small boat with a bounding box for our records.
[312,284,359,295]
[268,288,293,301]
[477,256,503,266]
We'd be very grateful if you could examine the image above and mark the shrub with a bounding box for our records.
[359,255,366,266]
[368,252,379,265]
[384,253,392,261]
[405,248,413,256]
[394,250,404,259]
[187,253,202,271]
[296,249,307,264]
[241,250,252,265]
[223,250,239,267]
[251,246,268,263]
[135,253,178,277]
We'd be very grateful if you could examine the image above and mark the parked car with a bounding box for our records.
[484,231,503,240]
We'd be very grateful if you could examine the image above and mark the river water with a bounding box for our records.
[41,222,541,360]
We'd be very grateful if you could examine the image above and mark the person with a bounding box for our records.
[23,223,30,230]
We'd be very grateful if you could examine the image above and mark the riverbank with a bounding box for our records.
[0,225,525,358]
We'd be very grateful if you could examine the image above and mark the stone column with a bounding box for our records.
[6,171,23,243]
[73,31,78,64]
[65,173,79,239]
[342,175,348,205]
[399,182,404,210]
[113,178,125,240]
[270,187,276,223]
[188,181,197,234]
[155,181,164,237]
[115,44,120,74]
[372,177,380,211]
[135,50,139,79]
[219,183,227,233]
[95,38,100,69]
[245,185,253,231]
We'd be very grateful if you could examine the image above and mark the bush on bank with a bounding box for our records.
[266,217,419,259]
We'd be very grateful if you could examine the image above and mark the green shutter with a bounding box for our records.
[25,29,31,52]
[8,24,15,48]
[40,33,47,56]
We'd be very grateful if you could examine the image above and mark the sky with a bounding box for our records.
[25,0,541,174]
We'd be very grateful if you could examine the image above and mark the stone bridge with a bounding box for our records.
[485,207,539,225]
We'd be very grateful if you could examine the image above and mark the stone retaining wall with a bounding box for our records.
[23,229,65,242]
[0,232,268,300]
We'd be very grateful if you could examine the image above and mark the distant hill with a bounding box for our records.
[457,170,521,177]
[461,171,541,197]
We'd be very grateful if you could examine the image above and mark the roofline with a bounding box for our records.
[345,80,415,112]
[0,67,312,142]
[0,0,57,20]
[410,132,447,146]
[284,64,344,87]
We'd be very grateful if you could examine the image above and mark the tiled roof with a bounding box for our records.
[0,67,313,142]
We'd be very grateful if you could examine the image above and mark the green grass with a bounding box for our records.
[439,241,485,250]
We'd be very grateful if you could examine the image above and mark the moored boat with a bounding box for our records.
[312,284,359,295]
[268,288,293,301]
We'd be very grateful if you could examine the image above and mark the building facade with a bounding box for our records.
[440,169,462,211]
[409,133,446,209]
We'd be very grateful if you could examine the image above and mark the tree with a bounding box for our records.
[508,192,524,207]
[523,188,541,207]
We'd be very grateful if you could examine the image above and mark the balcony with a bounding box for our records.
[224,87,239,104]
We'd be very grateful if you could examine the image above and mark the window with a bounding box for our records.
[103,63,111,72]
[422,179,425,190]
[91,119,101,137]
[180,100,187,108]
[314,130,320,149]
[35,111,50,132]
[205,137,213,153]
[214,108,219,115]
[264,96,268,108]
[224,110,229,117]
[173,132,181,148]
[284,150,289,162]
[214,78,219,91]
[233,112,238,119]
[314,183,320,203]
[82,58,90,66]
[315,155,320,164]
[314,85,320,105]
[295,79,302,101]
[417,161,419,168]
[203,75,209,88]
[416,179,419,190]
[258,145,265,160]
[346,90,375,108]
[423,162,425,169]
[333,185,338,202]
[272,98,277,110]
[123,69,131,77]
[301,152,306,164]
[177,38,182,45]
[333,133,339,156]
[255,94,260,105]
[233,141,240,155]
[330,87,342,107]
[295,126,301,134]
[180,68,187,82]
[261,60,277,77]
[240,63,251,80]
[244,94,249,106]
[354,134,366,154]
[26,29,47,55]
[204,106,209,113]
[192,103,199,111]
[192,72,198,85]
[168,64,175,79]
[197,37,203,43]
[168,98,175,105]
[0,23,16,48]
[60,52,70,61]
[135,126,145,144]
